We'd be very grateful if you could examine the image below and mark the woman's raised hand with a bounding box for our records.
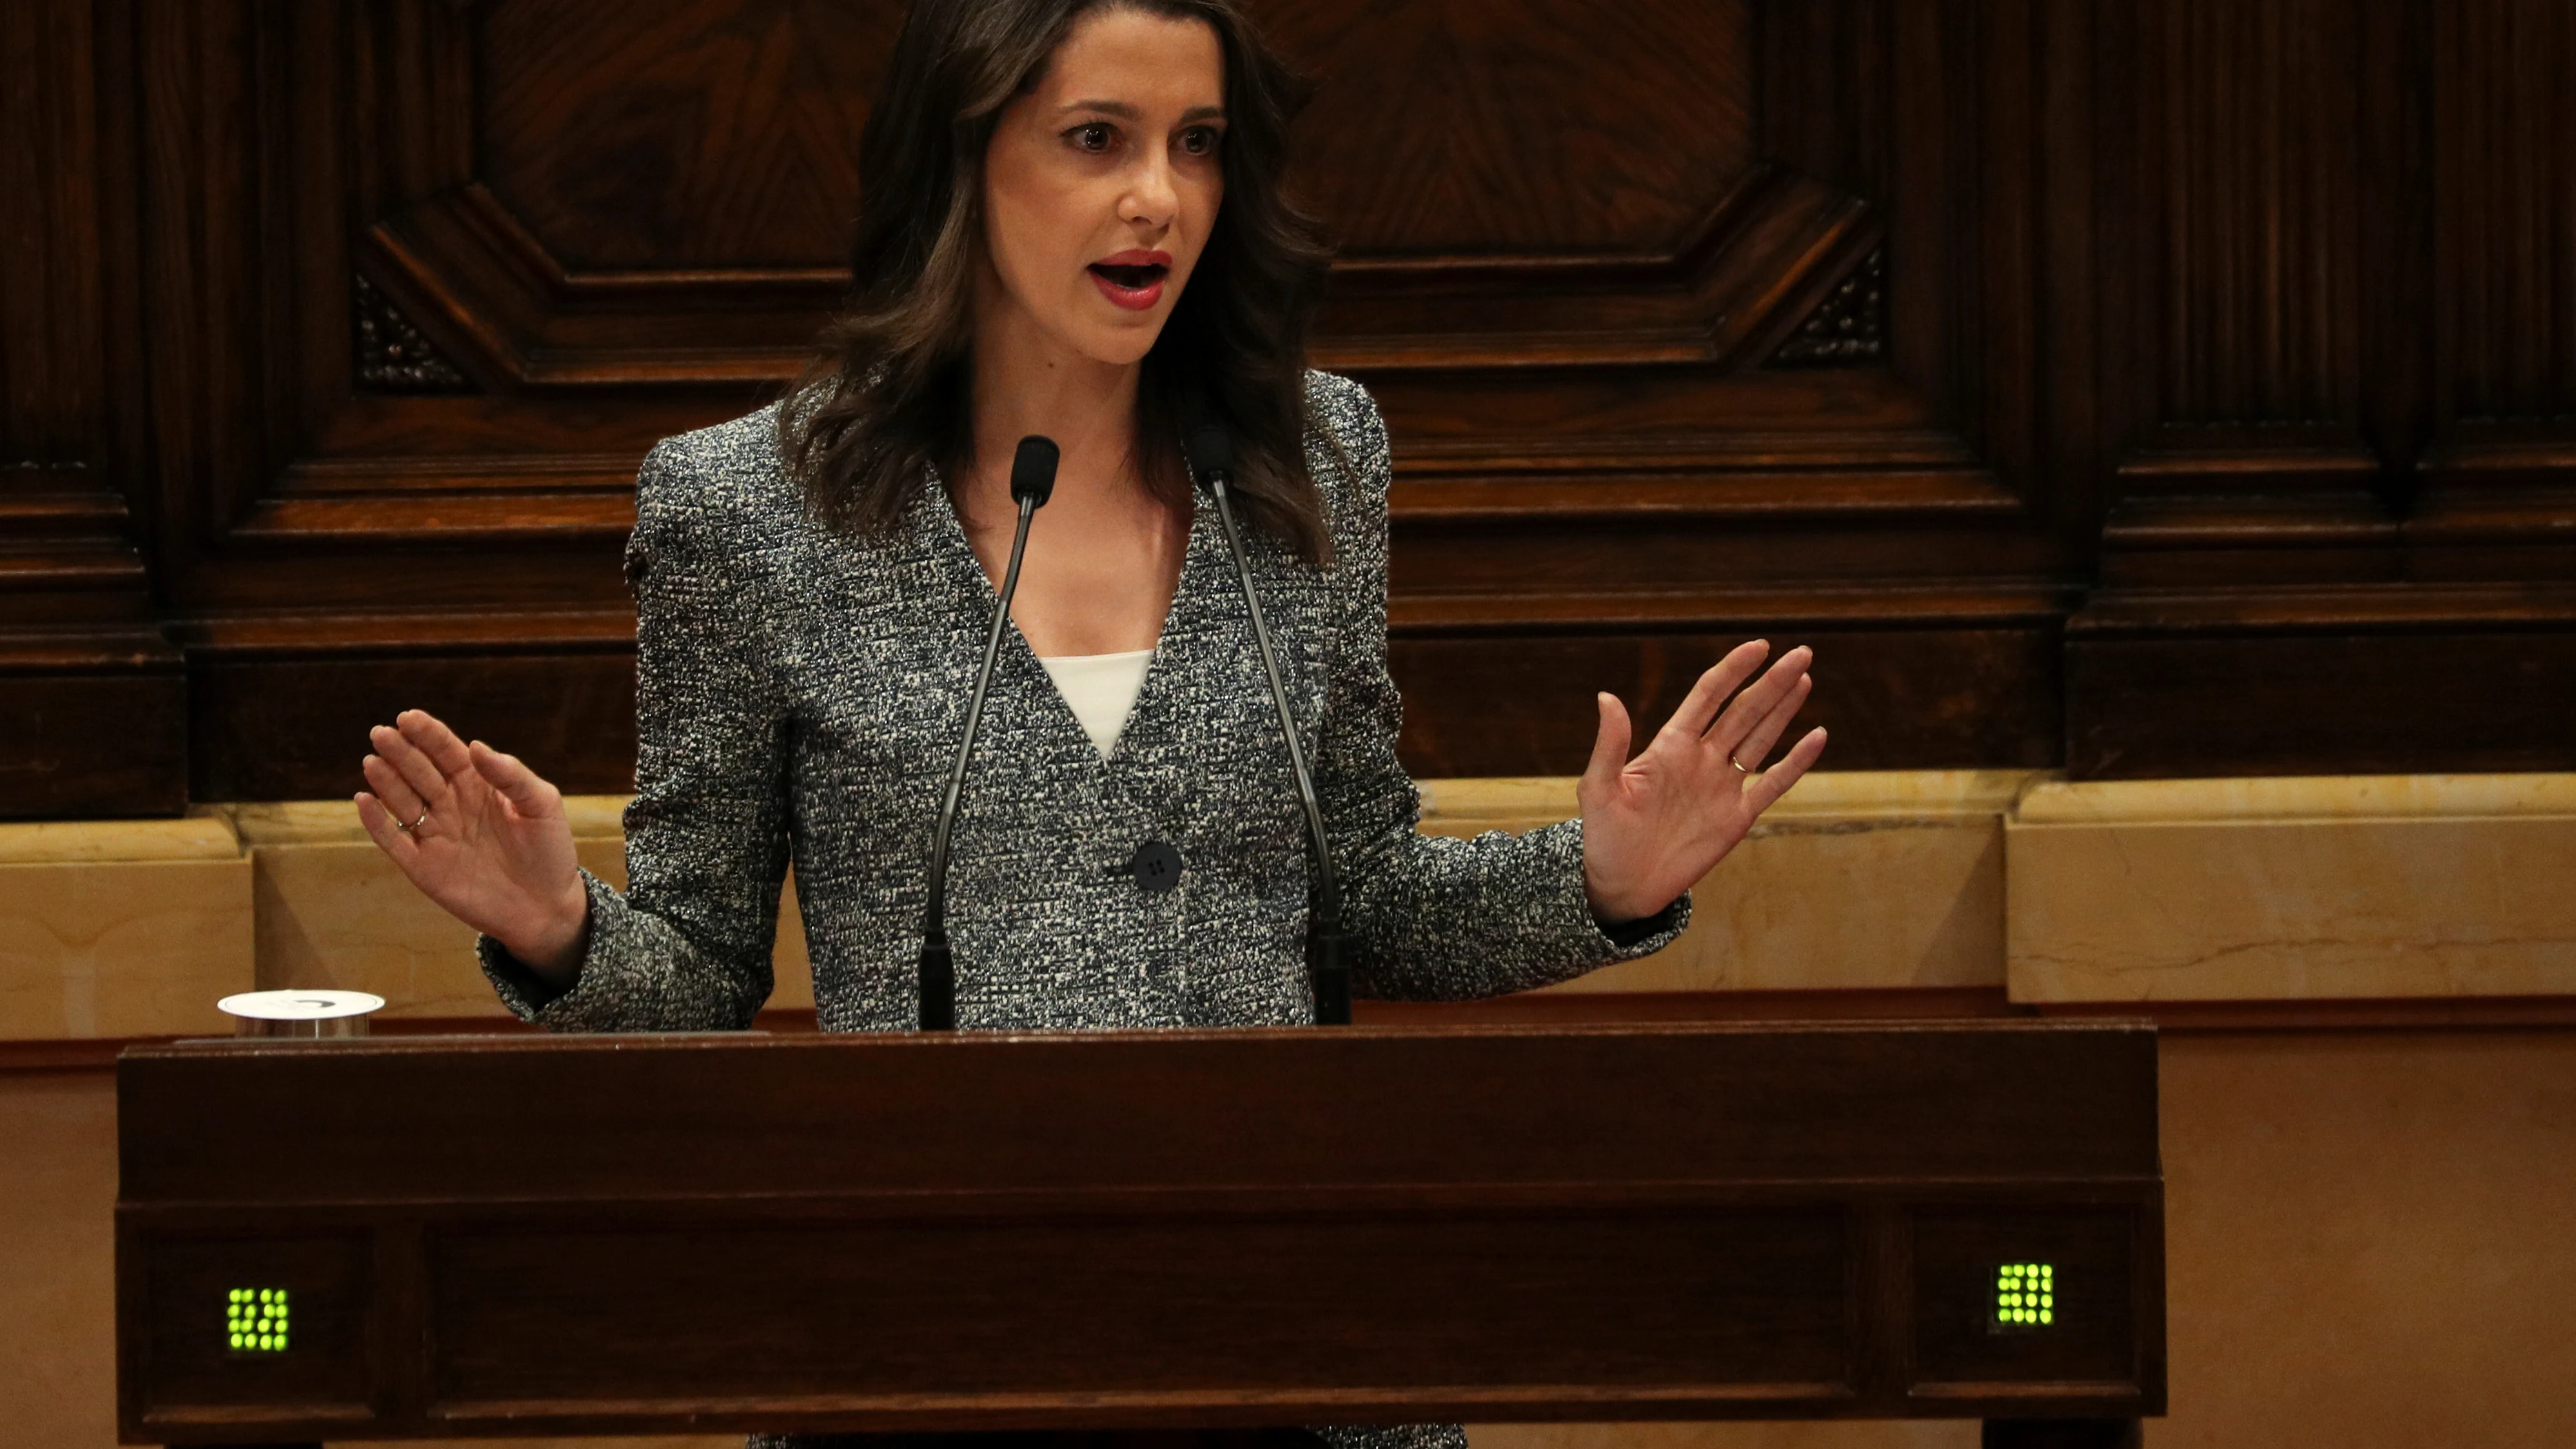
[355,709,590,979]
[1577,640,1829,923]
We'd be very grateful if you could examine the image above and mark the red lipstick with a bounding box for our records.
[1088,249,1172,311]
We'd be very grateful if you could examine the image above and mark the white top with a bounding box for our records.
[1035,649,1154,758]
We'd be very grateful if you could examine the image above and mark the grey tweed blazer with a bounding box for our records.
[479,370,1688,1449]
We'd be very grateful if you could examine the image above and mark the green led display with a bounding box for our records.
[1992,1262,2054,1330]
[225,1287,290,1354]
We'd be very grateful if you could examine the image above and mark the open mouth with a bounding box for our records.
[1088,262,1168,291]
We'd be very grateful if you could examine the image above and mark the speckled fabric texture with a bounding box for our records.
[479,371,1687,1449]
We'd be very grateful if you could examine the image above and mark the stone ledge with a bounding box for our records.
[213,796,635,1021]
[5,773,2570,1040]
[0,814,240,864]
[0,810,252,1040]
[1420,769,2031,832]
[1427,772,2030,996]
[2006,774,2576,1003]
[2015,771,2576,824]
[0,856,249,1040]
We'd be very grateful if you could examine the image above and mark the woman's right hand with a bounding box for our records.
[356,709,590,981]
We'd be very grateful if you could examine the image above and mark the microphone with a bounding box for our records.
[1184,421,1352,1026]
[918,435,1059,1030]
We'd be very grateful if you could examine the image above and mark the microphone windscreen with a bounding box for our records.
[1183,421,1234,484]
[1010,435,1059,507]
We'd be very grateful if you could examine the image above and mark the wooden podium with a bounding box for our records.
[116,1021,2163,1446]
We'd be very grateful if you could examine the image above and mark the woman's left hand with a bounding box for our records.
[1577,640,1829,923]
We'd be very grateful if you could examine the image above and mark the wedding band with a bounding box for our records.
[1729,756,1753,774]
[397,809,429,833]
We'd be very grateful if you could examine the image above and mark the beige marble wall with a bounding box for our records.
[2147,1030,2576,1446]
[227,798,631,1019]
[0,816,248,1040]
[2007,774,2576,1003]
[0,1071,121,1448]
[6,771,2575,1040]
[1422,773,2027,994]
[219,799,817,1021]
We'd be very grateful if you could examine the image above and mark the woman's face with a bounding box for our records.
[979,6,1227,368]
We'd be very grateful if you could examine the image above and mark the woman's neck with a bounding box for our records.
[964,288,1144,518]
[951,266,1190,657]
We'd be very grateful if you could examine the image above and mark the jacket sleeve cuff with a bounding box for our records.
[1598,892,1691,951]
[477,868,624,1028]
[1533,816,1693,965]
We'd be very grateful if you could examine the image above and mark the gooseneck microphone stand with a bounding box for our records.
[918,435,1059,1030]
[1185,423,1353,1025]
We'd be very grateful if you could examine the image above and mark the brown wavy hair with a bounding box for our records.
[779,0,1335,562]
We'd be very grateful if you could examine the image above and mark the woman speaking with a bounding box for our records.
[354,0,1824,1434]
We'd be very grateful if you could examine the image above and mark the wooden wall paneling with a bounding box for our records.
[352,0,867,386]
[139,0,814,802]
[2070,0,2576,778]
[2031,0,2105,560]
[40,0,2567,800]
[2430,0,2576,430]
[2067,606,2576,780]
[0,0,186,818]
[187,637,641,801]
[2415,0,2576,559]
[1,0,106,473]
[1391,616,2065,779]
[138,0,263,583]
[70,0,2112,800]
[1323,0,2095,777]
[2094,0,2385,563]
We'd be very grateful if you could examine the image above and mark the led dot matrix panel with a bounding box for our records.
[228,1288,290,1352]
[1992,1262,2053,1330]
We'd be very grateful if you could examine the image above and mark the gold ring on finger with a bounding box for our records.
[398,809,429,833]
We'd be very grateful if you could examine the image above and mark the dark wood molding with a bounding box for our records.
[1981,1421,2143,1449]
[2065,580,2576,776]
[0,0,184,817]
[364,184,836,388]
[1393,625,2062,778]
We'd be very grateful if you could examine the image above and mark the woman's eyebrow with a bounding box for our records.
[1056,99,1227,123]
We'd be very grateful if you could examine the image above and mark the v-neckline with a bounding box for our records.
[924,471,1210,769]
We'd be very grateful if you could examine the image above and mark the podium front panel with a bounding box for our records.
[116,1021,2163,1442]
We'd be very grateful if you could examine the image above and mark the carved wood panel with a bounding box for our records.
[1282,0,1760,257]
[5,0,2571,813]
[112,0,2060,802]
[2074,0,2576,777]
[2433,0,2576,428]
[0,0,186,816]
[478,1,890,271]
